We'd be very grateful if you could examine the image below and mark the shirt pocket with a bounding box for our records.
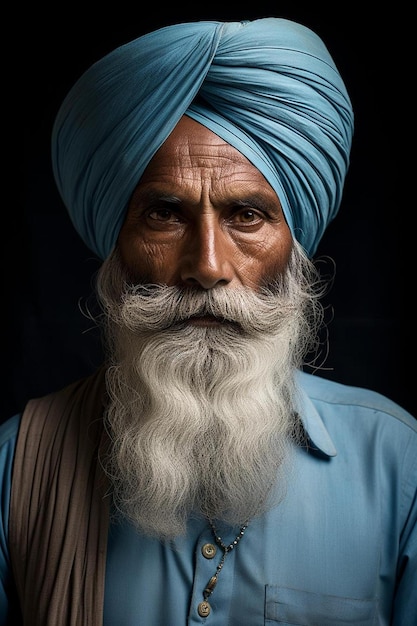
[265,585,377,625]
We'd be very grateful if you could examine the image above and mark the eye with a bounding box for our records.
[147,208,180,223]
[231,207,264,227]
[237,209,259,222]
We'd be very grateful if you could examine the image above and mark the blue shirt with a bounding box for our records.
[1,371,416,625]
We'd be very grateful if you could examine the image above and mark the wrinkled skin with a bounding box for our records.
[118,115,293,325]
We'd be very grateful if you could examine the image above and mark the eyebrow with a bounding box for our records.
[129,187,283,215]
[129,189,181,208]
[234,195,282,215]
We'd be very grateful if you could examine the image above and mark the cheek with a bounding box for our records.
[269,233,293,273]
[238,228,294,286]
[119,235,180,284]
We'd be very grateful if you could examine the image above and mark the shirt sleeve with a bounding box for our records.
[0,414,22,626]
[392,430,417,626]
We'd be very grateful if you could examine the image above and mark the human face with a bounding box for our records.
[118,115,293,291]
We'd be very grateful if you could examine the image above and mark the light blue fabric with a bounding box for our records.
[1,372,416,625]
[51,18,354,260]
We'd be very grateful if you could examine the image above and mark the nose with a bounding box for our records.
[180,220,235,289]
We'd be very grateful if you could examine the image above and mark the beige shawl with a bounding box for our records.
[9,367,109,625]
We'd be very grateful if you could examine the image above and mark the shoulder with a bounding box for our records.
[0,414,21,456]
[298,370,416,431]
[297,372,417,516]
[298,370,417,470]
[0,414,22,520]
[0,415,21,569]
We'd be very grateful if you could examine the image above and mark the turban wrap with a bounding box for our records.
[51,18,354,260]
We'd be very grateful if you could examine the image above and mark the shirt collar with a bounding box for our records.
[295,371,337,457]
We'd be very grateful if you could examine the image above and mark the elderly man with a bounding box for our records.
[1,18,416,626]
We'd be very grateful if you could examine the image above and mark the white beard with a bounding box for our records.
[95,242,323,540]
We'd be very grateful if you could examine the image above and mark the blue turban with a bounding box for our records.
[51,18,354,260]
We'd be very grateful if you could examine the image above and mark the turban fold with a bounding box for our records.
[51,18,354,260]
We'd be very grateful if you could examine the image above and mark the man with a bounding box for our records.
[1,17,416,625]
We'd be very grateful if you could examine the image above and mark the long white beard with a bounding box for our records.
[95,243,323,540]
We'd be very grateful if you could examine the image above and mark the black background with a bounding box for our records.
[6,5,412,424]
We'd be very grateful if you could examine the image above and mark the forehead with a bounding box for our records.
[139,115,276,191]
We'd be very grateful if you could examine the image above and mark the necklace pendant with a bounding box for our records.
[204,575,218,596]
[198,600,211,618]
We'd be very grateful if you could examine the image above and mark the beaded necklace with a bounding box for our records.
[197,519,249,618]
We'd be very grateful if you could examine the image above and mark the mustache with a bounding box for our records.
[114,283,296,335]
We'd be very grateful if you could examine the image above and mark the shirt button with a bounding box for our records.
[201,543,217,559]
[198,601,211,617]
